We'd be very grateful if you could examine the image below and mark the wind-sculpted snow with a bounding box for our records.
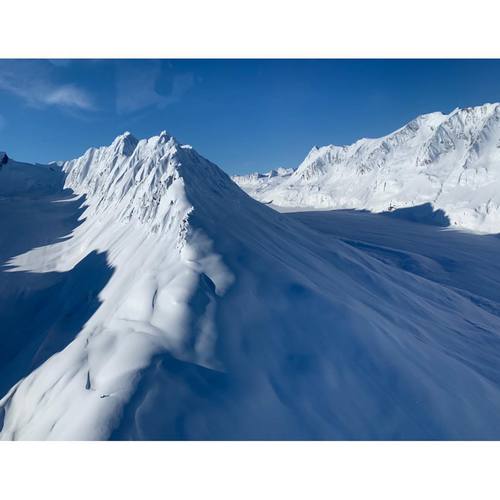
[3,130,500,439]
[0,132,237,438]
[233,103,500,232]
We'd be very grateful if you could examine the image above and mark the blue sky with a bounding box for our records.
[1,59,500,175]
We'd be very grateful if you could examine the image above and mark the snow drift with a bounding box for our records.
[2,130,500,439]
[234,103,500,232]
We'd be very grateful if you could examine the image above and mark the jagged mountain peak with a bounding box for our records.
[62,131,247,236]
[111,131,139,156]
[65,131,218,190]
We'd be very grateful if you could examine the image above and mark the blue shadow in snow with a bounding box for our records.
[382,203,450,227]
[0,192,114,401]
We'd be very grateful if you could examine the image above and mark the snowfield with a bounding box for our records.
[234,103,500,233]
[2,127,500,439]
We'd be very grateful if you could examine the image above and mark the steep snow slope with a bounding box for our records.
[233,103,500,232]
[3,132,500,439]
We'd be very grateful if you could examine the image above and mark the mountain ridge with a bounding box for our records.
[3,129,500,439]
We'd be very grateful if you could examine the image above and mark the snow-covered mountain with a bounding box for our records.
[233,167,294,183]
[233,103,500,232]
[232,167,294,203]
[3,131,500,439]
[0,156,64,196]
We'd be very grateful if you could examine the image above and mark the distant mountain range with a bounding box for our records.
[234,103,500,232]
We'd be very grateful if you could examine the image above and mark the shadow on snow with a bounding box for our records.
[0,191,113,400]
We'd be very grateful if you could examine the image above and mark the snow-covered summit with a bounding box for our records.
[234,103,500,232]
[63,131,246,236]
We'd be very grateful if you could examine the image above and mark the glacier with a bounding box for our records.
[2,127,500,439]
[234,103,500,233]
